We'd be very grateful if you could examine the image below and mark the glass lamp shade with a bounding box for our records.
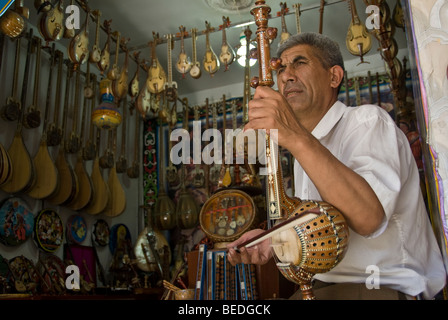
[176,189,199,229]
[153,190,176,230]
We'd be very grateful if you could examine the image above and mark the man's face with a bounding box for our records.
[276,44,335,120]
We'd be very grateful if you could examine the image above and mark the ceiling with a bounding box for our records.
[27,0,408,100]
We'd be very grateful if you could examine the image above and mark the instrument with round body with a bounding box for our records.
[200,189,258,244]
[93,219,110,247]
[248,0,349,300]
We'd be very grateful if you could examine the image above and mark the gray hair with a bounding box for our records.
[277,32,345,72]
[277,33,345,92]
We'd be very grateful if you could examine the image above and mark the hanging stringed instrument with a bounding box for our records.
[63,0,76,39]
[68,8,90,68]
[164,33,177,102]
[47,65,79,206]
[26,43,58,200]
[1,37,21,122]
[116,96,128,173]
[89,10,102,63]
[146,33,166,94]
[209,103,221,185]
[345,0,372,65]
[203,21,220,75]
[219,16,235,72]
[112,38,129,100]
[47,50,64,147]
[126,108,140,179]
[85,129,110,215]
[104,128,126,217]
[83,73,97,161]
[66,69,82,155]
[293,3,302,34]
[107,31,121,81]
[175,25,192,78]
[318,0,325,34]
[238,0,349,300]
[279,2,291,45]
[98,20,112,74]
[38,0,64,44]
[129,51,141,100]
[66,71,94,211]
[192,105,205,188]
[23,36,43,130]
[0,1,26,39]
[1,32,35,194]
[189,28,201,79]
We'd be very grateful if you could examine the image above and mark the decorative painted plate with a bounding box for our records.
[34,209,64,253]
[0,197,34,246]
[109,223,131,254]
[92,219,110,247]
[66,214,87,244]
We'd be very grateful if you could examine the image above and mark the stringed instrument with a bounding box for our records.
[192,105,205,188]
[189,28,201,79]
[1,37,21,122]
[108,31,121,81]
[116,96,128,173]
[345,0,372,65]
[98,20,112,74]
[318,0,325,34]
[129,51,141,99]
[126,108,140,179]
[293,3,302,34]
[47,50,64,147]
[164,33,177,102]
[38,0,64,44]
[146,33,166,94]
[175,25,192,77]
[47,65,79,206]
[66,70,94,211]
[219,17,235,72]
[83,74,97,160]
[393,0,404,29]
[85,129,110,215]
[0,2,26,39]
[99,130,114,169]
[0,141,12,187]
[244,0,349,300]
[89,10,102,63]
[68,9,90,67]
[112,38,129,100]
[136,77,152,119]
[66,69,82,155]
[209,103,221,185]
[103,128,126,217]
[218,95,231,188]
[166,121,179,188]
[26,43,58,200]
[203,21,220,75]
[279,2,291,45]
[63,0,76,39]
[23,37,43,130]
[1,32,35,194]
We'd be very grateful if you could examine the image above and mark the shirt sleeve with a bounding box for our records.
[338,107,411,238]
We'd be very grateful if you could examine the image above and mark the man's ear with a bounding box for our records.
[329,65,344,89]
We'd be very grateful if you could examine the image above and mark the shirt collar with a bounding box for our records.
[311,101,347,139]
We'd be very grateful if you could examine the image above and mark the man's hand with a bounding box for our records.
[226,229,272,266]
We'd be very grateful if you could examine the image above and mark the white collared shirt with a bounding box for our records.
[294,101,446,299]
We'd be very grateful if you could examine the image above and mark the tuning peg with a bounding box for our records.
[266,27,278,40]
[250,76,259,89]
[270,57,282,70]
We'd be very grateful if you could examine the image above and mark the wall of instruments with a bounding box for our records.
[0,0,417,297]
[0,1,144,295]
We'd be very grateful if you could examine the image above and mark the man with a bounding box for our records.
[227,32,446,300]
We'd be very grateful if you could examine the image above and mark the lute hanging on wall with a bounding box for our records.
[203,21,220,76]
[219,16,235,71]
[345,0,372,65]
[243,0,349,300]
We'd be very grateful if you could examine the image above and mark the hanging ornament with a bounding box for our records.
[92,78,122,130]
